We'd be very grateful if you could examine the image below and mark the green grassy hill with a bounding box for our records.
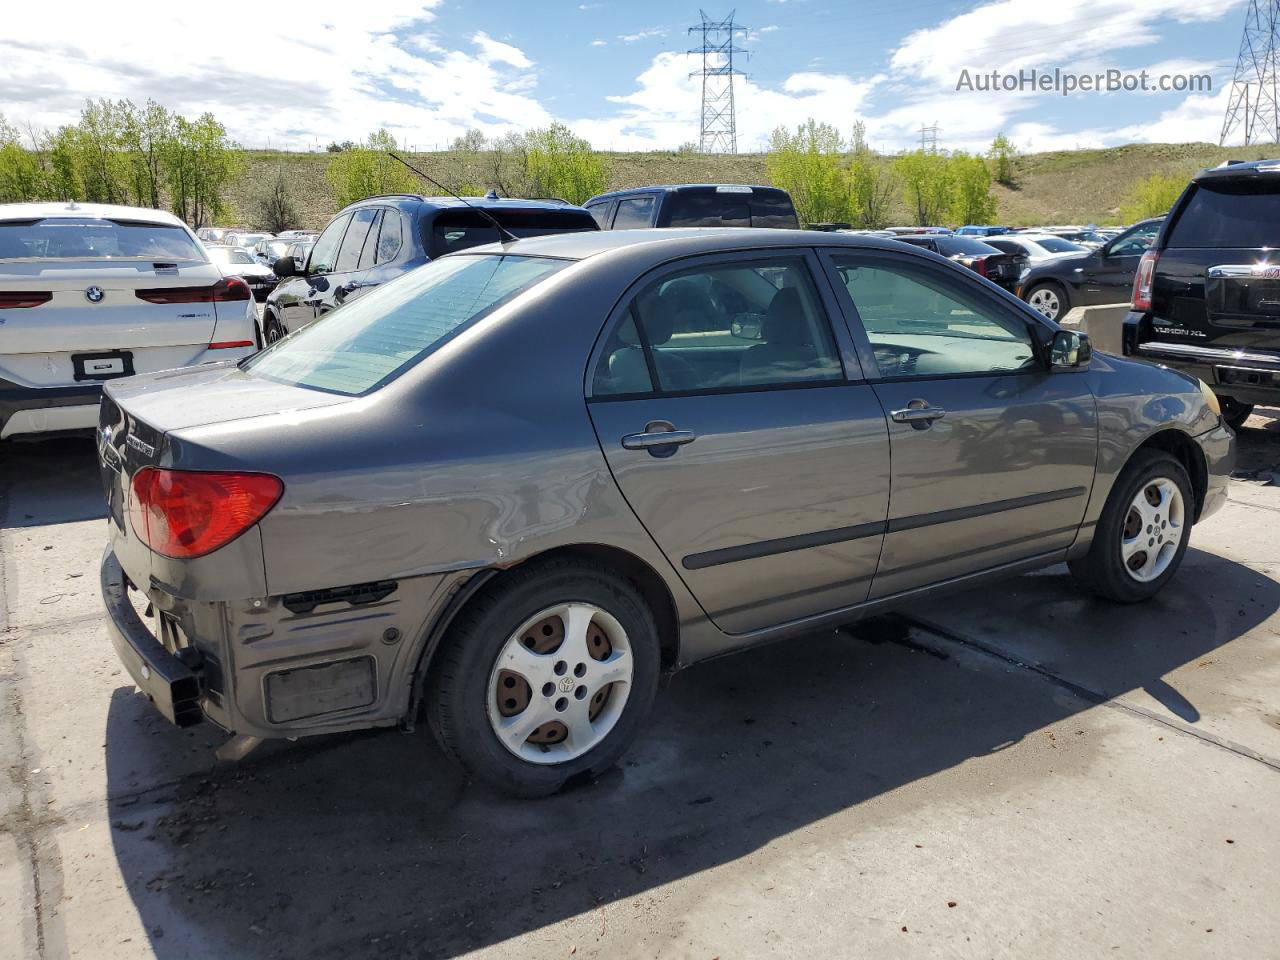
[226,141,1280,231]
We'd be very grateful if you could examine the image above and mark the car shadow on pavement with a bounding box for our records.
[102,548,1280,960]
[0,436,105,527]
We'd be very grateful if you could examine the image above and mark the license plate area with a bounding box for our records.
[1215,364,1280,388]
[1206,273,1280,327]
[73,350,133,382]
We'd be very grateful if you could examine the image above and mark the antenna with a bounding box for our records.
[386,151,519,244]
[1220,0,1280,145]
[688,10,749,153]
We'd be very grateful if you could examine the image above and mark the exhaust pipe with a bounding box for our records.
[215,734,263,762]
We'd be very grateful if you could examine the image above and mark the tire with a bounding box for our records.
[1219,396,1254,431]
[1024,282,1069,322]
[262,312,286,345]
[1069,449,1194,603]
[426,558,661,797]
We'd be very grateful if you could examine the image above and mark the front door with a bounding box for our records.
[823,250,1099,598]
[587,251,891,634]
[1085,221,1161,304]
[315,207,379,318]
[279,212,351,334]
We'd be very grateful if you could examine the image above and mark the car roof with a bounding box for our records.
[0,201,189,227]
[586,184,785,202]
[1195,158,1280,181]
[337,195,588,215]
[455,226,919,264]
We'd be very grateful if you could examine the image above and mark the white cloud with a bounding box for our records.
[0,0,551,149]
[759,25,780,33]
[617,28,668,44]
[590,39,608,47]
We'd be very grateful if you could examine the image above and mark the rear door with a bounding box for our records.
[586,249,890,635]
[0,217,223,387]
[823,249,1098,598]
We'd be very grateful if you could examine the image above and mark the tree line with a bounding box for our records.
[764,120,1019,229]
[0,99,239,226]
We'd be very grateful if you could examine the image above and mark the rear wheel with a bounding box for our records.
[1219,396,1254,431]
[1025,282,1069,322]
[262,312,286,345]
[1069,450,1193,603]
[427,559,660,797]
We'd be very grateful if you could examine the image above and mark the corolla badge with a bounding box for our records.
[126,434,155,457]
[84,285,105,303]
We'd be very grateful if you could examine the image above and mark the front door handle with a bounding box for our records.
[890,401,946,429]
[621,420,696,455]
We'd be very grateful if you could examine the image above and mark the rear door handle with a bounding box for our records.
[622,420,696,453]
[890,403,946,426]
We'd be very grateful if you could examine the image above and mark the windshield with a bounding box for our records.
[243,254,569,396]
[207,247,256,265]
[0,219,204,261]
[936,237,1002,256]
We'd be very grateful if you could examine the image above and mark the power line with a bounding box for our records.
[688,9,749,153]
[920,123,940,153]
[1220,0,1280,145]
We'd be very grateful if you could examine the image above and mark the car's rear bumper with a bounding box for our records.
[0,377,102,438]
[101,548,205,727]
[1123,313,1280,404]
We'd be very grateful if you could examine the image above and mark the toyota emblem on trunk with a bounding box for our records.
[84,286,105,303]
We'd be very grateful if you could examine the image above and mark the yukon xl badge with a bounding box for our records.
[84,285,105,303]
[126,434,155,457]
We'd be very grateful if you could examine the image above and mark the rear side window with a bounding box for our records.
[357,209,385,269]
[935,238,1001,256]
[612,197,656,229]
[375,210,403,263]
[1167,180,1280,248]
[243,255,567,396]
[0,219,202,261]
[584,201,613,228]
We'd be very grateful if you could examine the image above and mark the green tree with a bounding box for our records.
[324,128,419,208]
[43,126,82,201]
[893,150,953,226]
[987,133,1018,187]
[256,167,299,233]
[765,119,849,226]
[0,115,46,202]
[847,144,896,229]
[523,123,608,204]
[164,112,238,226]
[450,129,487,152]
[76,98,132,204]
[120,99,172,209]
[1119,173,1186,222]
[948,152,998,225]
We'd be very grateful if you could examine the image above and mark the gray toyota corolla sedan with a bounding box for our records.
[99,228,1234,796]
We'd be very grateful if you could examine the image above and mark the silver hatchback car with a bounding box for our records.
[99,229,1234,796]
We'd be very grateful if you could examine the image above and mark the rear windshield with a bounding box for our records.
[935,237,1001,256]
[242,254,568,396]
[663,189,799,228]
[1033,236,1086,253]
[1167,180,1280,248]
[0,218,204,261]
[429,209,596,257]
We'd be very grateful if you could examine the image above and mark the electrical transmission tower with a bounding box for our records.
[688,10,749,153]
[919,123,940,153]
[1219,0,1280,146]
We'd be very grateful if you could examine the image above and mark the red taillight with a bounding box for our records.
[136,277,251,304]
[0,291,52,308]
[128,468,283,559]
[1132,249,1159,311]
[974,257,989,278]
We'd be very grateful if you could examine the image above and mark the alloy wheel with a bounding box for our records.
[1120,477,1185,583]
[486,602,633,764]
[1028,287,1061,320]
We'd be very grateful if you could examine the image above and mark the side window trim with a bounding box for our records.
[357,209,385,271]
[586,247,863,402]
[818,247,1048,382]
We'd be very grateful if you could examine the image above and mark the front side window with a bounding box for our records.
[593,258,843,396]
[336,208,379,273]
[612,197,656,229]
[832,255,1036,378]
[1108,223,1159,256]
[0,219,202,261]
[308,213,351,275]
[243,254,568,396]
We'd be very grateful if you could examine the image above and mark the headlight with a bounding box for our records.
[1198,379,1221,418]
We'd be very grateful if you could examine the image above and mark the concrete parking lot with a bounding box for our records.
[3,416,1280,960]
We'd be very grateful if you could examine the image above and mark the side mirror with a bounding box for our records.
[1051,329,1092,368]
[273,256,297,278]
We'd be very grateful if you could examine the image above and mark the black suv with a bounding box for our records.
[1123,160,1280,428]
[1018,217,1164,323]
[262,195,597,344]
[583,184,798,230]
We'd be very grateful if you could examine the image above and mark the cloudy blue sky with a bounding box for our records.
[0,0,1255,153]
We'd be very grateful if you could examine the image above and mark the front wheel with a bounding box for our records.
[426,559,660,797]
[262,312,286,345]
[1024,282,1069,322]
[1069,450,1193,603]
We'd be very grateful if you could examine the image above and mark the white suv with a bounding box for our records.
[0,202,257,439]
